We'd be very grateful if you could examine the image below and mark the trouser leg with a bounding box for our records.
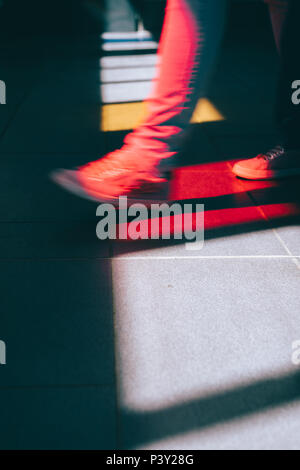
[124,0,228,170]
[267,0,300,149]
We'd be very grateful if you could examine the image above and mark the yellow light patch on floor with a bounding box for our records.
[101,102,147,132]
[191,98,225,124]
[101,98,224,132]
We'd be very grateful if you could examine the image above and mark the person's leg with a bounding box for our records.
[269,0,300,149]
[232,0,300,180]
[124,0,228,172]
[52,0,227,203]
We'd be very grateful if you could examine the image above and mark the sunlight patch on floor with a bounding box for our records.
[101,102,147,132]
[100,98,225,132]
[191,98,225,124]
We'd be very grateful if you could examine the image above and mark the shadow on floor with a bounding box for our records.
[0,0,118,450]
[121,370,300,448]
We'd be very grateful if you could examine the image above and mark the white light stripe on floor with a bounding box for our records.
[100,54,158,69]
[102,41,158,52]
[101,81,152,103]
[100,66,156,83]
[102,31,153,41]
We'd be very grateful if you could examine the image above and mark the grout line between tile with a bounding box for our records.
[271,229,300,270]
[245,190,300,270]
[112,255,300,260]
[1,255,300,261]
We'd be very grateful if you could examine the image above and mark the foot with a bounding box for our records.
[50,148,171,206]
[232,145,300,180]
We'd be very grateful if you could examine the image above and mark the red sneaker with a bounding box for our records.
[50,148,171,206]
[232,145,300,180]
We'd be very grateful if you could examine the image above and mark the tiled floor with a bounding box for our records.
[0,3,300,450]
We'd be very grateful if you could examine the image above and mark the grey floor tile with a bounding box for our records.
[1,154,101,222]
[0,63,42,136]
[0,222,109,259]
[0,63,43,104]
[0,104,18,136]
[111,258,300,448]
[0,98,103,153]
[0,260,115,387]
[274,226,300,256]
[241,182,300,257]
[30,76,103,105]
[0,52,103,152]
[112,227,287,259]
[0,386,116,450]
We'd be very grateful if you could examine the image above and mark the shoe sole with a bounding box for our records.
[50,170,169,207]
[232,164,300,180]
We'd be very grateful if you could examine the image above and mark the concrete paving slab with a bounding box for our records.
[0,386,116,450]
[0,221,109,259]
[1,154,101,222]
[111,258,300,448]
[0,260,115,387]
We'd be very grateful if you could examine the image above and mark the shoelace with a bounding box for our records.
[263,145,285,161]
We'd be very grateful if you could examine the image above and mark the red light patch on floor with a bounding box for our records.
[113,162,300,241]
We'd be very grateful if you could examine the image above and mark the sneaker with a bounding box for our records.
[50,148,171,206]
[232,145,300,180]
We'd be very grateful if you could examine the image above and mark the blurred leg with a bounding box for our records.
[267,0,300,149]
[124,0,228,171]
[52,0,228,202]
[229,1,300,180]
